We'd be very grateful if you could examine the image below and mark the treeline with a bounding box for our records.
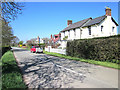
[1,20,20,55]
[66,35,120,64]
[1,2,24,56]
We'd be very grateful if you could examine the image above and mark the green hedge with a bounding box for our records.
[66,35,120,64]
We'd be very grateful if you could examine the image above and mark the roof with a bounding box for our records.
[82,15,106,27]
[111,17,119,26]
[61,18,92,32]
[61,15,118,32]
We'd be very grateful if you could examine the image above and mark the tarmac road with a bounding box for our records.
[12,47,119,88]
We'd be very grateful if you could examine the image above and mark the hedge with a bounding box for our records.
[66,35,120,64]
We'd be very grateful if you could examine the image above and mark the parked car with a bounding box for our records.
[31,46,43,53]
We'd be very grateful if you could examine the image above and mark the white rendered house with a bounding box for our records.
[60,7,118,41]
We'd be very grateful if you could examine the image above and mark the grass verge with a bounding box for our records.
[43,51,120,70]
[1,51,27,89]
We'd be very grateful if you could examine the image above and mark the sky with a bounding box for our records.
[10,2,119,43]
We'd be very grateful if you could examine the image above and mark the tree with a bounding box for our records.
[11,36,20,46]
[18,41,23,45]
[1,1,24,47]
[2,20,14,46]
[42,38,50,46]
[1,1,24,22]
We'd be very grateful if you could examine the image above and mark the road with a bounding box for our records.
[12,47,118,88]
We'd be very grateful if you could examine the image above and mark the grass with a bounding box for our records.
[1,51,27,89]
[43,51,120,70]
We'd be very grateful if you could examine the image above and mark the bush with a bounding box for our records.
[2,46,11,56]
[66,35,120,64]
[38,43,45,49]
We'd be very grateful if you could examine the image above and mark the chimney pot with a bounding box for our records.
[51,34,52,39]
[67,20,72,26]
[105,7,111,16]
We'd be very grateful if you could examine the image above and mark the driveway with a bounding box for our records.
[12,47,118,88]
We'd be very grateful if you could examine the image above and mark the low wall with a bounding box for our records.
[45,46,66,55]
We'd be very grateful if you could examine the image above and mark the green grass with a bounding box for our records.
[43,51,120,70]
[1,51,27,89]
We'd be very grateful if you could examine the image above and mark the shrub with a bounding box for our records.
[63,36,68,40]
[38,43,45,49]
[2,46,11,56]
[66,35,119,64]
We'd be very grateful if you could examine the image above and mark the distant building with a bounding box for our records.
[50,34,61,43]
[36,36,44,44]
[26,36,44,45]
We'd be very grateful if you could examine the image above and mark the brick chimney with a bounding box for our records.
[105,7,111,16]
[37,36,40,44]
[67,20,72,26]
[51,34,52,39]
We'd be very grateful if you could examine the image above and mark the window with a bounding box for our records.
[63,31,65,37]
[80,30,82,35]
[73,29,76,36]
[68,30,70,37]
[88,26,91,35]
[112,27,115,32]
[101,26,103,32]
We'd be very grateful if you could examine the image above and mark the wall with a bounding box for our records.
[81,16,117,39]
[97,16,117,37]
[45,46,66,55]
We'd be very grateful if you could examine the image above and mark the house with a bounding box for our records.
[60,7,118,41]
[50,34,61,43]
[48,34,61,48]
[36,36,44,44]
[26,36,44,45]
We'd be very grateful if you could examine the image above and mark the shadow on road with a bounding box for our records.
[18,54,89,88]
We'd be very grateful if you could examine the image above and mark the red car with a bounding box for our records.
[31,46,43,53]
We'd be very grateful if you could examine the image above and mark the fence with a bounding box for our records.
[45,46,66,55]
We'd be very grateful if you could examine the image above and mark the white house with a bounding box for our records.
[60,7,118,41]
[35,36,44,44]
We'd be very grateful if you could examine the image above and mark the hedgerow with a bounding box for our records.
[66,35,120,64]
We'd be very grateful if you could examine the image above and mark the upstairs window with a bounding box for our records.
[101,26,103,32]
[88,26,91,35]
[112,27,115,32]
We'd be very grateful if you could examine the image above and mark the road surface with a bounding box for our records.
[12,47,118,88]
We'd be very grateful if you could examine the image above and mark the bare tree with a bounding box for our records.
[1,1,24,21]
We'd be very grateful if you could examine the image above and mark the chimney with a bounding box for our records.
[51,34,52,39]
[37,36,40,44]
[105,7,111,16]
[67,20,72,26]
